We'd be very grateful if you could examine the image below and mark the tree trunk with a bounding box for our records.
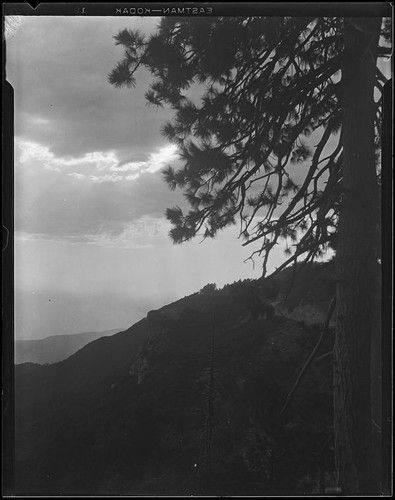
[334,17,381,495]
[204,331,215,488]
[381,78,392,495]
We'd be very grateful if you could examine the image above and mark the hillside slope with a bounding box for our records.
[15,262,336,496]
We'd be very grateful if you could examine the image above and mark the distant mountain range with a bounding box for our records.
[15,261,337,496]
[15,329,122,365]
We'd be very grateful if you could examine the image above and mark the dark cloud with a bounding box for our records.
[7,16,173,159]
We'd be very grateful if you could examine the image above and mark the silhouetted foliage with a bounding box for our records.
[109,16,388,277]
[199,283,217,295]
[109,15,390,495]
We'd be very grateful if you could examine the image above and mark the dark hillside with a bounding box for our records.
[15,262,336,496]
[15,321,147,463]
[272,260,336,324]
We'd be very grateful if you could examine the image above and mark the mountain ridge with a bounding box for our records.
[15,328,123,365]
[15,261,337,495]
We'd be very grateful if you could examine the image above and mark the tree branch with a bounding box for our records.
[280,294,336,416]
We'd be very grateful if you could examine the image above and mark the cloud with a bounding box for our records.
[68,172,86,180]
[16,139,179,181]
[84,216,172,248]
[8,17,193,247]
[6,16,172,160]
[18,140,56,166]
[144,144,179,173]
[111,144,178,175]
[26,114,52,126]
[110,161,145,173]
[16,140,119,173]
[14,138,184,243]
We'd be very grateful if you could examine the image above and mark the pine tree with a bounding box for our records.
[109,16,390,494]
[334,17,383,494]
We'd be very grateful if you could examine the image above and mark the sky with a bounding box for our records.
[6,16,390,341]
[6,16,288,340]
